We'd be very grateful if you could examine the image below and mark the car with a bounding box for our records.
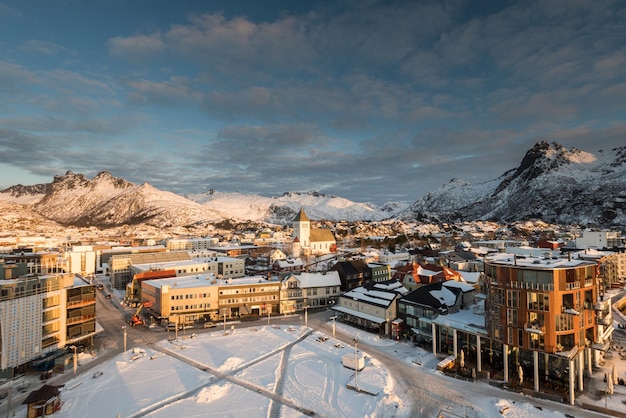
[105,294,111,299]
[203,321,217,328]
[96,284,104,290]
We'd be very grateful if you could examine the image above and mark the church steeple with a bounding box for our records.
[293,208,310,222]
[292,208,310,256]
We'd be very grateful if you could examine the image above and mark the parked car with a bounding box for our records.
[105,294,111,299]
[203,322,217,328]
[96,284,104,290]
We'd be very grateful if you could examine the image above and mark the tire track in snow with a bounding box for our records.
[268,344,292,418]
[127,329,320,418]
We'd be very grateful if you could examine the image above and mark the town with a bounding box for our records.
[0,208,625,416]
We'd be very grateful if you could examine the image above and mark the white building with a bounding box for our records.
[292,209,336,257]
[575,230,625,249]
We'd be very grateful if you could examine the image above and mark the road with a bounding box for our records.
[307,309,609,418]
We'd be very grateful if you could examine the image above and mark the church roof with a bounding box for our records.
[293,208,310,222]
[310,228,335,243]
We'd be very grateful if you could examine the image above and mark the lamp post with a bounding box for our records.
[70,345,78,374]
[353,338,359,390]
[305,305,309,327]
[332,316,336,338]
[267,304,271,326]
[122,326,127,352]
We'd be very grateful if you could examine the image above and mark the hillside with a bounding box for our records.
[402,142,626,227]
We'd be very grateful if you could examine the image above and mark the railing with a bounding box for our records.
[524,322,545,335]
[508,281,554,291]
[67,297,96,308]
[564,282,580,290]
[67,313,96,325]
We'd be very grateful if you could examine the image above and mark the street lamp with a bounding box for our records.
[70,345,78,374]
[332,316,336,338]
[353,338,359,390]
[122,326,127,352]
[305,305,309,327]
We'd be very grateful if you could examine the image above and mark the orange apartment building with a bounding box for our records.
[484,253,612,405]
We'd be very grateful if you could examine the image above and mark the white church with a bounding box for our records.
[292,208,336,257]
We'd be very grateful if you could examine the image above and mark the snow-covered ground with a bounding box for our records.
[8,317,622,418]
[7,287,626,417]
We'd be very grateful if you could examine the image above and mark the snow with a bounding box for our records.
[9,314,622,418]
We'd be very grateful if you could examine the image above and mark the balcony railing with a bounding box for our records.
[524,322,545,335]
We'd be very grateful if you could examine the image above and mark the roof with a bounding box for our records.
[341,280,407,308]
[284,271,341,288]
[274,258,304,268]
[485,253,597,269]
[133,269,177,282]
[441,280,475,293]
[293,208,310,222]
[310,228,335,243]
[400,281,462,311]
[22,384,62,405]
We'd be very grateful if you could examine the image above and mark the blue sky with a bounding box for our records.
[1,0,625,204]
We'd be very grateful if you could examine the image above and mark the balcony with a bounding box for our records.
[562,306,581,315]
[525,322,545,335]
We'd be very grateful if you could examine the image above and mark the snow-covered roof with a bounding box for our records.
[460,271,481,284]
[429,287,457,307]
[291,271,341,288]
[442,280,474,293]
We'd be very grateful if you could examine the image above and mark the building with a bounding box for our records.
[141,275,220,325]
[569,248,626,289]
[279,271,341,314]
[398,281,468,347]
[575,230,625,250]
[0,273,96,377]
[62,245,97,276]
[216,276,281,319]
[2,252,64,275]
[369,262,392,283]
[330,259,373,291]
[108,250,190,290]
[392,262,464,291]
[484,253,609,405]
[332,280,408,339]
[165,237,218,251]
[292,209,336,257]
[126,255,245,305]
[272,258,305,275]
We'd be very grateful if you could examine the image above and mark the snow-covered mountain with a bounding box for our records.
[0,172,408,230]
[402,141,626,226]
[185,190,402,223]
[1,142,624,232]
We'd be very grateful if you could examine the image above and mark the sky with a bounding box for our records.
[0,0,625,205]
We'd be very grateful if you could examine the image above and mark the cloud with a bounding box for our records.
[108,33,165,60]
[20,40,77,56]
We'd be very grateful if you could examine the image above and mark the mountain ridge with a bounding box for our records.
[1,142,625,231]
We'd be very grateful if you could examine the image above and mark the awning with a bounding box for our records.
[591,341,610,352]
[331,306,386,324]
